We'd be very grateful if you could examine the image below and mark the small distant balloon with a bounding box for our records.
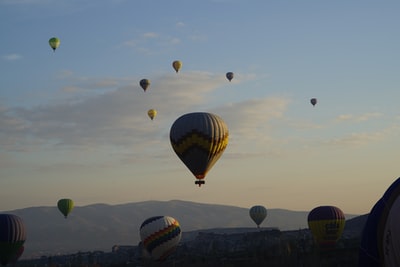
[57,198,74,218]
[226,72,234,82]
[48,37,60,52]
[140,79,150,92]
[172,60,182,73]
[310,98,317,106]
[147,109,157,120]
[140,216,182,262]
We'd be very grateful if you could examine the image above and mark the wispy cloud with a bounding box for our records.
[335,112,383,122]
[2,53,22,61]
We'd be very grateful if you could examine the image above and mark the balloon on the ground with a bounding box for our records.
[139,216,182,261]
[307,205,345,249]
[249,205,267,228]
[169,112,229,186]
[0,214,26,266]
[359,177,400,266]
[57,198,74,218]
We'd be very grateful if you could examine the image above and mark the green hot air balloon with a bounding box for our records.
[57,199,74,218]
[49,37,60,52]
[170,112,229,186]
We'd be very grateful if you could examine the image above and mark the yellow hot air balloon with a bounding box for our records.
[307,205,345,249]
[147,109,157,120]
[172,60,182,73]
[57,198,74,218]
[170,112,229,186]
[49,37,60,52]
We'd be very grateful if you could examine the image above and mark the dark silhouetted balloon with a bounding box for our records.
[170,112,229,186]
[140,79,150,92]
[226,72,234,82]
[310,98,317,106]
[359,177,400,266]
[0,214,26,266]
[172,60,182,73]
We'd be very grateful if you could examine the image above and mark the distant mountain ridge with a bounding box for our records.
[3,200,361,259]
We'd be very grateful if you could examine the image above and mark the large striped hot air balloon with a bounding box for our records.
[139,216,182,262]
[359,177,400,267]
[0,214,26,266]
[57,198,74,218]
[307,205,345,249]
[170,112,229,186]
[249,205,267,228]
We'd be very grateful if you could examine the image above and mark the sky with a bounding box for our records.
[1,0,400,215]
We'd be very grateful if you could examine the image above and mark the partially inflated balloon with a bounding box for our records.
[0,214,26,266]
[172,60,182,73]
[140,79,150,92]
[359,177,400,266]
[226,72,234,82]
[49,37,60,52]
[57,199,74,218]
[170,112,229,186]
[148,109,157,120]
[140,216,182,262]
[249,205,267,228]
[307,206,345,249]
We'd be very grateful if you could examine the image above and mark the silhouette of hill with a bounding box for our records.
[3,200,361,259]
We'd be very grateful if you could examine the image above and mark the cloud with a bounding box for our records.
[2,53,22,61]
[335,112,383,122]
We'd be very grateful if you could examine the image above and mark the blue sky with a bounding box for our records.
[1,0,400,215]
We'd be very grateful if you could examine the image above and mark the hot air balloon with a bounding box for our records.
[170,112,229,186]
[148,109,157,120]
[57,198,74,218]
[140,79,150,92]
[0,214,26,266]
[307,206,345,249]
[310,98,317,106]
[49,37,60,52]
[226,72,234,82]
[359,177,400,267]
[249,205,267,228]
[172,60,182,73]
[139,216,182,262]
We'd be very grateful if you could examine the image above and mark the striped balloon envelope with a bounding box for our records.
[307,206,345,249]
[139,216,182,261]
[170,112,229,186]
[249,205,267,228]
[0,214,26,266]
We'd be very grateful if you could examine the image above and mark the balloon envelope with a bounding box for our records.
[147,109,157,120]
[140,216,182,261]
[169,112,229,186]
[249,205,267,228]
[226,72,234,82]
[359,177,400,266]
[57,199,74,218]
[48,37,60,51]
[307,206,345,249]
[140,79,150,91]
[0,214,26,266]
[172,60,182,73]
[310,98,317,106]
